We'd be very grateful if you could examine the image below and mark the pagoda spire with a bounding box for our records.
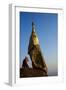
[28,22,39,52]
[28,22,48,76]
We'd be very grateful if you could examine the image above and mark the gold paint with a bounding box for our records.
[32,35,39,45]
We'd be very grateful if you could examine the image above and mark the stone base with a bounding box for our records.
[20,68,48,78]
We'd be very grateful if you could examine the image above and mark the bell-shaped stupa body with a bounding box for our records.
[28,22,48,75]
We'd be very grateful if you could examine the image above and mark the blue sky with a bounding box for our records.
[20,12,58,76]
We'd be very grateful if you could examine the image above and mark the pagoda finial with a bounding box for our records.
[32,21,35,32]
[32,21,34,26]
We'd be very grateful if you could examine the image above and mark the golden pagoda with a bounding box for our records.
[28,22,48,75]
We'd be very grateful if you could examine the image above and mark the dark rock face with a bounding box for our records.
[20,68,47,78]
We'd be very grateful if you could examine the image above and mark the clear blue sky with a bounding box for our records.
[20,12,58,76]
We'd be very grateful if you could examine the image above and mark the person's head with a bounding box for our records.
[22,56,29,68]
[25,56,29,62]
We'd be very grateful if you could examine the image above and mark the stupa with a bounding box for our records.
[28,22,48,75]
